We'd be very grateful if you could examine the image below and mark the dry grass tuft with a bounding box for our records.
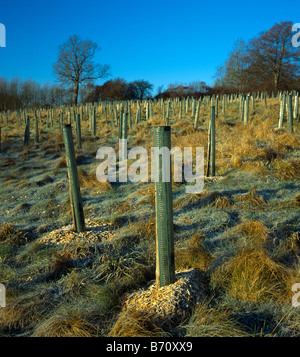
[0,289,56,331]
[281,192,300,208]
[212,194,234,209]
[0,223,27,246]
[108,309,169,337]
[259,146,281,163]
[220,220,270,251]
[186,300,248,337]
[174,189,233,210]
[272,158,300,180]
[129,214,156,242]
[47,251,75,278]
[32,309,99,337]
[43,131,64,154]
[55,153,67,168]
[136,185,156,206]
[210,247,292,303]
[78,167,112,193]
[274,132,300,152]
[239,161,269,176]
[235,220,269,243]
[175,233,212,270]
[235,186,267,207]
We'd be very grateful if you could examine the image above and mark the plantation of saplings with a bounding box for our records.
[0,92,299,337]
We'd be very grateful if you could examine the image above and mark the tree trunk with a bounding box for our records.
[74,81,79,105]
[274,73,279,92]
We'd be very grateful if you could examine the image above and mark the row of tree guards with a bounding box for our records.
[0,90,299,132]
[2,90,297,157]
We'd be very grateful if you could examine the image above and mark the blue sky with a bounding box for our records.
[0,0,299,93]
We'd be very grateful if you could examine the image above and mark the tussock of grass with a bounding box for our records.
[235,220,269,242]
[47,251,75,278]
[0,288,57,331]
[174,189,233,211]
[219,220,269,252]
[235,186,267,207]
[32,309,99,337]
[277,192,300,208]
[0,223,27,246]
[108,309,169,337]
[272,158,300,180]
[128,213,156,242]
[42,131,64,154]
[210,247,292,303]
[175,233,212,270]
[78,167,112,193]
[258,146,281,163]
[185,300,248,337]
[135,185,156,206]
[239,161,269,176]
[55,153,67,168]
[212,194,234,208]
[271,231,300,264]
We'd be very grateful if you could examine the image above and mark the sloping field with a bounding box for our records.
[0,96,299,337]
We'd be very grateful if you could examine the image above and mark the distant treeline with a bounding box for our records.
[0,78,72,111]
[85,79,213,102]
[0,77,214,111]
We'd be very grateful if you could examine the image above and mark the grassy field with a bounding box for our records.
[0,97,299,337]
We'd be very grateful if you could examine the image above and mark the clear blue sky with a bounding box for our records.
[0,0,299,93]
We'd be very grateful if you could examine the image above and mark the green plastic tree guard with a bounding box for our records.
[287,94,293,133]
[63,124,85,233]
[209,106,216,177]
[76,114,82,149]
[154,126,175,288]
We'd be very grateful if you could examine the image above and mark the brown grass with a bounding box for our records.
[272,158,300,180]
[175,233,212,270]
[32,309,99,337]
[0,289,56,331]
[55,153,67,168]
[210,247,292,303]
[43,131,64,153]
[78,167,112,193]
[0,223,27,246]
[108,309,169,337]
[186,300,248,337]
[174,189,233,210]
[239,161,269,176]
[135,185,156,206]
[234,220,269,242]
[235,186,267,207]
[129,214,156,242]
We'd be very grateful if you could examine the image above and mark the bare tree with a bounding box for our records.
[224,39,248,92]
[214,39,248,92]
[128,80,153,100]
[53,34,110,105]
[246,21,300,91]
